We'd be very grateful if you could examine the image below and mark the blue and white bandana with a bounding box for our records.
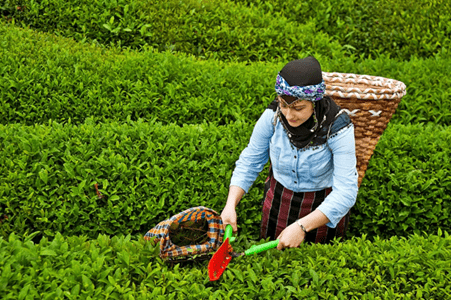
[275,73,326,102]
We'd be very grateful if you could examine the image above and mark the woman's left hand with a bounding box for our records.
[276,223,305,250]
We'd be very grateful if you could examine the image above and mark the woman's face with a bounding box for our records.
[278,95,314,127]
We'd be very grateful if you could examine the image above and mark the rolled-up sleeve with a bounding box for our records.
[316,124,359,227]
[230,109,275,193]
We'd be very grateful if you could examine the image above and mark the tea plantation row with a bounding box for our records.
[1,22,451,126]
[234,0,451,60]
[1,120,449,241]
[2,0,450,61]
[1,2,451,298]
[1,232,450,299]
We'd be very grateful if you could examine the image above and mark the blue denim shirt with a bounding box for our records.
[230,109,358,228]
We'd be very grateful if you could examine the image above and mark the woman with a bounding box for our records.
[220,56,358,250]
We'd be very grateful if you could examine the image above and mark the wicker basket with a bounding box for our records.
[322,72,407,187]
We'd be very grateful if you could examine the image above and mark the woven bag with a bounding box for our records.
[322,72,407,187]
[144,206,224,259]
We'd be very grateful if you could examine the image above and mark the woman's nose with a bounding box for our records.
[285,108,293,119]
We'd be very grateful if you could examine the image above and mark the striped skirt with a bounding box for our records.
[260,169,349,244]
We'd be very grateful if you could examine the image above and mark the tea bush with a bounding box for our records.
[0,21,276,126]
[2,23,451,127]
[3,0,450,61]
[1,120,450,240]
[1,1,451,296]
[0,119,260,240]
[234,0,451,60]
[1,0,344,62]
[0,232,450,299]
[350,123,451,238]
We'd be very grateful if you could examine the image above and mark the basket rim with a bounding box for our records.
[323,72,407,100]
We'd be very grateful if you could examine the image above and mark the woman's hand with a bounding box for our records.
[221,185,245,233]
[220,205,238,233]
[276,222,305,250]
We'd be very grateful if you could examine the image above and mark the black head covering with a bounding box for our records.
[280,56,323,88]
[267,56,340,149]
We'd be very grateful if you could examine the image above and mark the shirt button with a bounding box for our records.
[294,181,297,184]
[294,156,297,159]
[292,170,295,173]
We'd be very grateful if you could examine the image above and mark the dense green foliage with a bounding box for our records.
[1,0,450,297]
[0,22,276,126]
[2,0,450,61]
[0,120,254,239]
[1,0,343,62]
[234,0,451,60]
[1,120,450,241]
[1,232,450,299]
[350,123,451,238]
[1,23,451,126]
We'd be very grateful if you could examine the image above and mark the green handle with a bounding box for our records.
[244,239,279,255]
[224,224,233,240]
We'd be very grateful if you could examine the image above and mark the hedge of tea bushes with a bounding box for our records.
[349,123,451,239]
[0,0,344,62]
[1,120,450,240]
[2,0,450,61]
[2,22,451,127]
[1,232,450,299]
[0,119,263,240]
[233,0,451,61]
[0,21,275,126]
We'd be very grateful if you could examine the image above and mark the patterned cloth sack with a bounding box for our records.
[144,206,224,259]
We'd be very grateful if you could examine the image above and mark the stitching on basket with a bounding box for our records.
[343,109,360,116]
[369,110,382,117]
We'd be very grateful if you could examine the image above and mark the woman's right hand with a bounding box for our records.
[221,185,245,233]
[220,205,238,233]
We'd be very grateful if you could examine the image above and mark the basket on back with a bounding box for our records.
[323,72,407,187]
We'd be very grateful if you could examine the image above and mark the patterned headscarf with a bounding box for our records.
[268,56,341,149]
[275,74,326,102]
